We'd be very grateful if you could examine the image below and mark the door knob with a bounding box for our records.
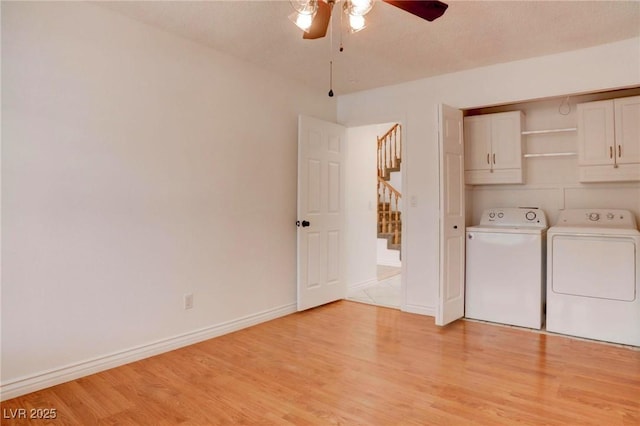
[296,220,311,228]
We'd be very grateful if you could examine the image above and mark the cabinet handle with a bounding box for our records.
[618,145,622,158]
[492,153,496,164]
[609,146,613,159]
[486,153,490,164]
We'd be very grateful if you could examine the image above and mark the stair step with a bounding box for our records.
[383,165,401,173]
[379,158,401,180]
[379,232,402,238]
[379,227,402,235]
[380,169,400,178]
[378,232,402,250]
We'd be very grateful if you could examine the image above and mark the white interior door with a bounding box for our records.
[436,104,466,326]
[297,115,347,311]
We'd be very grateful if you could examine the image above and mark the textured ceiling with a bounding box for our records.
[98,1,640,96]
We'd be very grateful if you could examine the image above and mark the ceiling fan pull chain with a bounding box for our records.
[328,61,334,97]
[328,1,334,97]
[339,1,345,52]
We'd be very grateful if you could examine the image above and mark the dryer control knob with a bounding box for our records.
[607,213,615,220]
[588,212,600,221]
[525,211,537,221]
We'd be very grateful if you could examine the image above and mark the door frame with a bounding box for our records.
[343,118,408,309]
[304,116,408,310]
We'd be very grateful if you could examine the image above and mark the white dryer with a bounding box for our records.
[465,207,547,329]
[547,209,640,346]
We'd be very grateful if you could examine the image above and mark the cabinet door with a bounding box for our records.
[491,111,522,170]
[577,100,615,166]
[463,115,491,171]
[614,96,640,165]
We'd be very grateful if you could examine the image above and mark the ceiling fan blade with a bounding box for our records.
[383,0,448,22]
[303,0,332,39]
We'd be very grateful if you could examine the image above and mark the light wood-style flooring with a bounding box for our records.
[2,300,639,425]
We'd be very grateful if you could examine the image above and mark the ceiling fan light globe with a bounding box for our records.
[349,14,366,32]
[348,0,374,16]
[289,0,318,15]
[289,11,315,31]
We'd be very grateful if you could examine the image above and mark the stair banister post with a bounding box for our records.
[377,136,381,178]
[390,129,395,169]
[398,125,402,166]
[384,185,388,234]
[392,126,397,168]
[385,134,390,178]
[394,192,399,245]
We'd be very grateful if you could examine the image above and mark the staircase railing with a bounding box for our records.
[377,123,402,179]
[377,176,402,246]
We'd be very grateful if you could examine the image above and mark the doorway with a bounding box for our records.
[345,122,403,309]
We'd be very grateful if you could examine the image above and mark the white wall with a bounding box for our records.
[337,37,640,316]
[1,2,335,398]
[376,238,401,268]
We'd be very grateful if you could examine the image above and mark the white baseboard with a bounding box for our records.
[401,303,435,317]
[0,303,297,401]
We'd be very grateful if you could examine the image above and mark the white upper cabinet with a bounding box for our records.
[464,115,491,172]
[578,95,640,182]
[577,100,615,166]
[615,96,640,165]
[464,111,524,185]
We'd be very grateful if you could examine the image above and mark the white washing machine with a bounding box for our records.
[547,209,640,346]
[465,207,548,329]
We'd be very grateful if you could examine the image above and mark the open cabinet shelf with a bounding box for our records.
[521,127,577,135]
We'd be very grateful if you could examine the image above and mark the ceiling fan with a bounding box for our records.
[289,0,449,39]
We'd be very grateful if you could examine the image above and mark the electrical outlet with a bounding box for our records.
[184,293,194,310]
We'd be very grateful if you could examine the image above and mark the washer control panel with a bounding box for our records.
[479,207,547,228]
[556,209,637,229]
